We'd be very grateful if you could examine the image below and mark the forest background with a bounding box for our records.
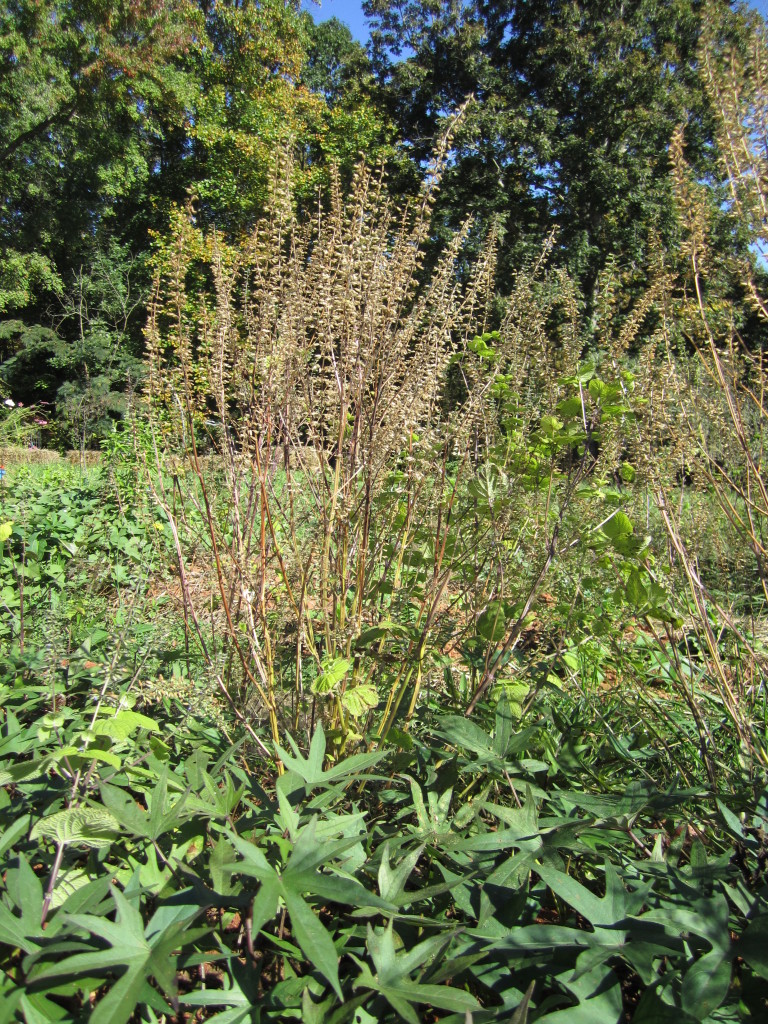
[2,0,767,446]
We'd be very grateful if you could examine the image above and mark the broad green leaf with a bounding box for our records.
[0,523,12,543]
[477,600,507,643]
[680,950,731,1019]
[625,569,647,606]
[556,396,585,418]
[353,622,407,649]
[91,710,159,740]
[0,760,47,787]
[737,914,768,980]
[540,415,563,437]
[30,806,120,849]
[56,745,122,769]
[588,378,611,401]
[341,684,378,717]
[311,658,352,695]
[49,868,100,910]
[602,511,633,541]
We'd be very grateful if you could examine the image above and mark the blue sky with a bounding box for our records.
[303,0,370,43]
[304,0,768,46]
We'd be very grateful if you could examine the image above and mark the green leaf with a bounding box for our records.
[478,600,507,643]
[588,378,611,401]
[353,622,407,649]
[91,710,159,740]
[281,887,342,999]
[540,415,563,437]
[0,814,31,858]
[602,511,633,541]
[360,923,479,1020]
[30,806,120,849]
[680,951,731,1018]
[509,981,535,1024]
[625,569,647,606]
[341,684,379,717]
[737,914,768,980]
[556,396,586,418]
[311,657,352,695]
[0,523,12,543]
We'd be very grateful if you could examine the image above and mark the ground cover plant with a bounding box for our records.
[3,3,768,1022]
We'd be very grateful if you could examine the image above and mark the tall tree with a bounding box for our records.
[364,0,747,319]
[189,0,321,235]
[298,15,395,191]
[0,0,195,315]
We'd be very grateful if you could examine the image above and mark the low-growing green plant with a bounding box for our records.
[2,656,768,1023]
[0,465,168,655]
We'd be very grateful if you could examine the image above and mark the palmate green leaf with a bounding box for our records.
[180,956,260,1024]
[341,684,378,718]
[99,768,193,841]
[436,714,539,765]
[19,990,74,1024]
[356,922,479,1023]
[0,854,45,954]
[538,961,623,1023]
[99,783,155,837]
[0,975,23,1024]
[641,889,731,956]
[29,884,206,1024]
[631,990,696,1023]
[275,724,384,788]
[554,780,657,823]
[30,806,120,849]
[378,843,424,904]
[535,860,647,929]
[28,892,152,1023]
[283,817,364,877]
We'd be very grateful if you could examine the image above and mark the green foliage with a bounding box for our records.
[365,0,749,304]
[5,5,768,1021]
[1,640,768,1022]
[0,464,165,652]
[0,0,195,314]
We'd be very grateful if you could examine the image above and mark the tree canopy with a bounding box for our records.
[0,0,765,441]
